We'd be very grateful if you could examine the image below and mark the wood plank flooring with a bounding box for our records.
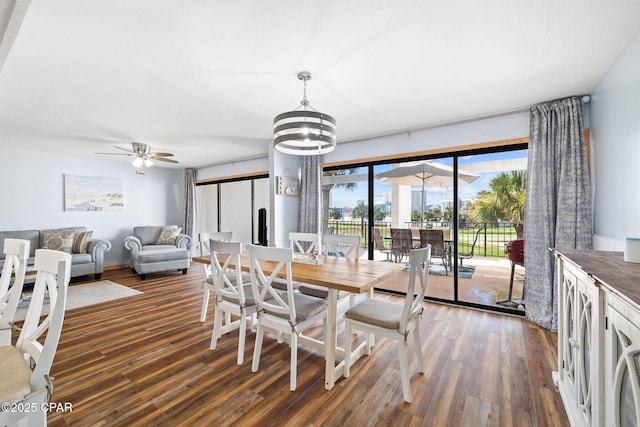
[26,264,568,426]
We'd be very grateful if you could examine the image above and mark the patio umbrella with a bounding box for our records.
[375,161,479,226]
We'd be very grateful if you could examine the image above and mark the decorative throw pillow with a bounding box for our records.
[42,231,75,254]
[156,226,181,245]
[72,231,93,254]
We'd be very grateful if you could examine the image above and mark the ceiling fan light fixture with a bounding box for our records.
[144,158,154,167]
[132,157,144,168]
[273,71,336,156]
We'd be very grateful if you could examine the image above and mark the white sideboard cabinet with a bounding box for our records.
[553,249,640,427]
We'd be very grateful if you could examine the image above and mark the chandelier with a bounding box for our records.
[273,71,336,155]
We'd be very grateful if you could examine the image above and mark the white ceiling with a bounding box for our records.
[0,0,639,169]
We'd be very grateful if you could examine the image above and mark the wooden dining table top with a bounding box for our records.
[192,253,405,294]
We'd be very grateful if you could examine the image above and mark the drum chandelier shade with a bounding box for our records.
[273,71,336,155]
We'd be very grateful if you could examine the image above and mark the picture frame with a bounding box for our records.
[64,175,124,211]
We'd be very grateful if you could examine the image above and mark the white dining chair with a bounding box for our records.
[200,231,234,322]
[343,245,431,403]
[0,239,31,346]
[298,233,359,305]
[0,249,71,426]
[209,240,255,365]
[247,244,327,391]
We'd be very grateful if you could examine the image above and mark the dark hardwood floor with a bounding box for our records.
[28,264,568,426]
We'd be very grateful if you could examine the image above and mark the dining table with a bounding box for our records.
[192,252,405,390]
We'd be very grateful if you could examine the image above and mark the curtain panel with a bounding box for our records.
[525,96,592,331]
[183,168,197,255]
[297,156,321,236]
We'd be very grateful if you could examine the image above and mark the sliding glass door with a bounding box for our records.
[348,146,528,314]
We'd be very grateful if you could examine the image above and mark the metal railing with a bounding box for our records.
[326,220,520,258]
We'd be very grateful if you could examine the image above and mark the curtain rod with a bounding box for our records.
[340,94,591,145]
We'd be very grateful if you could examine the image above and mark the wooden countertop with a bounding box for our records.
[553,249,640,307]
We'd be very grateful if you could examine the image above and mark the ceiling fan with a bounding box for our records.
[96,142,178,168]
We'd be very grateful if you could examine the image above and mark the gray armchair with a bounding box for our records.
[123,225,191,279]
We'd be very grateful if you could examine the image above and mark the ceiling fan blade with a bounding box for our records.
[149,152,174,157]
[114,146,135,153]
[95,152,133,156]
[153,157,179,164]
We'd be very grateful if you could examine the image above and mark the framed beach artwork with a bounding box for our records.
[64,175,124,212]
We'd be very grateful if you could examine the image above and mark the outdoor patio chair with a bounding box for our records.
[390,228,413,263]
[458,228,484,266]
[419,229,448,275]
[373,228,391,262]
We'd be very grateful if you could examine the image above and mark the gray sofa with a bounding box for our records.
[123,225,191,279]
[0,226,112,280]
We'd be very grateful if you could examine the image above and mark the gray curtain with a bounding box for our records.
[183,168,197,255]
[297,156,321,235]
[525,96,592,331]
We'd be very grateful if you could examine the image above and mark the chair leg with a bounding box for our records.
[398,341,412,403]
[413,326,425,374]
[210,305,222,350]
[290,332,298,391]
[237,309,247,365]
[251,322,265,373]
[200,284,210,322]
[344,320,353,378]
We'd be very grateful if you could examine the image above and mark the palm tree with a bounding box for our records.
[322,168,358,233]
[469,170,526,238]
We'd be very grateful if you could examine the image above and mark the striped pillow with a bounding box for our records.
[73,231,93,254]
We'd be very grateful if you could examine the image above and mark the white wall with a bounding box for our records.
[1,146,185,266]
[324,111,530,164]
[196,111,531,247]
[590,30,640,250]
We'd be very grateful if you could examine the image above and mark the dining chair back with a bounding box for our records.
[419,229,449,274]
[322,234,361,259]
[199,231,233,256]
[199,231,234,322]
[390,228,413,263]
[247,244,327,391]
[0,239,30,346]
[208,240,254,364]
[299,234,359,303]
[343,245,431,403]
[0,249,71,426]
[289,232,320,256]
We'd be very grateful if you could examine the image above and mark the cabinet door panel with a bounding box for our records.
[606,304,640,427]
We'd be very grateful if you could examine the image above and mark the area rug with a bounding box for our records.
[428,263,475,279]
[14,280,142,321]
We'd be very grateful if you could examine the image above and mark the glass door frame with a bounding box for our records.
[324,142,528,316]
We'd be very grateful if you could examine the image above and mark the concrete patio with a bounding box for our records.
[373,252,526,313]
